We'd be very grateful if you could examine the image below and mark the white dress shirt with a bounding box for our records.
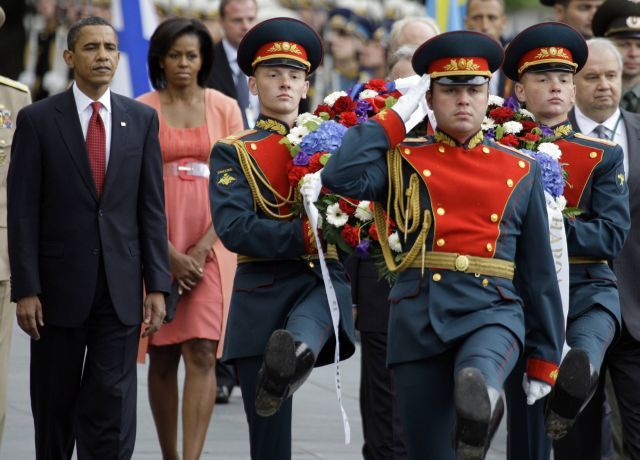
[574,105,629,177]
[72,82,112,167]
[222,38,258,126]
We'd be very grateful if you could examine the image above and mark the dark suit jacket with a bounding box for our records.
[7,88,171,327]
[207,41,249,128]
[569,107,640,339]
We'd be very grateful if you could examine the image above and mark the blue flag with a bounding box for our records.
[111,0,158,97]
[426,0,466,32]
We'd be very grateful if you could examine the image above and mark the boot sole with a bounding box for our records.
[454,368,491,460]
[255,330,296,417]
[545,348,592,439]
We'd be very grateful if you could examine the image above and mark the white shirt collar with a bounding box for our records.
[574,105,621,136]
[72,82,112,114]
[222,38,238,66]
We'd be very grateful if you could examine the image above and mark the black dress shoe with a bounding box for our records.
[454,367,504,460]
[255,329,315,417]
[216,385,231,404]
[545,348,599,439]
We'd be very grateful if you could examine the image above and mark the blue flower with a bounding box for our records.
[299,120,348,156]
[292,152,309,166]
[504,96,520,111]
[355,239,371,258]
[385,81,396,93]
[484,128,496,140]
[355,99,371,123]
[527,149,565,198]
[539,124,555,138]
[348,83,365,100]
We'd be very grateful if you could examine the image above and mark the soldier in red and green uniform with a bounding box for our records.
[209,18,356,460]
[319,31,564,459]
[502,22,630,458]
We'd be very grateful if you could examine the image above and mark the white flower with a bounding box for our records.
[355,201,373,222]
[537,142,562,160]
[481,117,496,130]
[324,91,348,107]
[519,108,535,120]
[555,196,567,212]
[286,125,309,145]
[326,202,349,227]
[358,89,378,100]
[388,232,402,253]
[503,121,523,134]
[488,95,504,106]
[295,112,323,128]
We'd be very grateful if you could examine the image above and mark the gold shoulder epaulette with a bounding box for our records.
[574,132,617,147]
[218,129,257,145]
[493,142,532,158]
[0,75,30,94]
[403,136,428,143]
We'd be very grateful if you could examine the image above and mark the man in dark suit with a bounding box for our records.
[207,0,257,129]
[7,16,171,459]
[563,36,640,460]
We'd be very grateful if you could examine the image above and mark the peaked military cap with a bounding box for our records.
[593,0,640,38]
[503,22,588,81]
[411,31,504,85]
[237,17,323,77]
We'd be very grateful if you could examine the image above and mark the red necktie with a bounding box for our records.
[86,101,106,196]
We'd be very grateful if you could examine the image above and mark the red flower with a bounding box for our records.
[489,107,516,124]
[341,224,360,247]
[339,111,358,127]
[500,134,520,147]
[308,152,324,172]
[520,132,540,143]
[368,223,380,241]
[364,79,387,92]
[339,198,357,214]
[314,104,334,118]
[521,120,538,132]
[333,95,357,113]
[288,165,308,188]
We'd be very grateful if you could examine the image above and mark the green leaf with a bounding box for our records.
[562,207,584,219]
[385,96,398,108]
[320,153,331,165]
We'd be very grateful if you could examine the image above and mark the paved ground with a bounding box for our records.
[1,319,508,459]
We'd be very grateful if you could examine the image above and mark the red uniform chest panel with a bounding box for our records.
[246,134,292,215]
[401,143,530,257]
[555,139,603,207]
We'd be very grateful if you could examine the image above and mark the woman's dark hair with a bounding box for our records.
[147,17,214,90]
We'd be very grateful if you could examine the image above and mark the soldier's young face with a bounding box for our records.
[64,25,120,97]
[553,0,603,39]
[427,83,488,141]
[249,65,309,119]
[613,38,640,81]
[515,71,576,126]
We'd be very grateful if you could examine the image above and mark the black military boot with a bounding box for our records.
[454,367,504,460]
[545,348,599,439]
[255,329,315,417]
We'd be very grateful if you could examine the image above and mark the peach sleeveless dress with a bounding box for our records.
[148,112,223,345]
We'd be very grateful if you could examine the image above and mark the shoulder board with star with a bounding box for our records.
[574,132,617,147]
[218,129,257,145]
[0,75,30,94]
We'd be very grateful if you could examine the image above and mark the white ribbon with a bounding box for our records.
[545,192,570,358]
[303,195,351,444]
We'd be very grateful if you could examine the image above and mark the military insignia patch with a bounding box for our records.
[616,168,627,194]
[217,168,237,187]
[0,108,13,129]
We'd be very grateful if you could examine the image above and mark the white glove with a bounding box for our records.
[522,373,552,405]
[391,73,431,123]
[43,70,69,95]
[300,171,323,205]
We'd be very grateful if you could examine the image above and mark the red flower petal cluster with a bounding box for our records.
[339,111,358,127]
[489,107,516,124]
[338,198,357,214]
[333,96,357,113]
[288,165,308,188]
[341,224,360,247]
[520,132,540,143]
[500,134,520,147]
[314,104,334,118]
[308,152,324,172]
[364,79,387,92]
[521,120,537,132]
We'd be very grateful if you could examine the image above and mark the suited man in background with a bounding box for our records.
[207,0,258,129]
[565,36,640,460]
[7,16,170,459]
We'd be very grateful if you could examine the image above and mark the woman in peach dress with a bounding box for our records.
[138,17,243,460]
